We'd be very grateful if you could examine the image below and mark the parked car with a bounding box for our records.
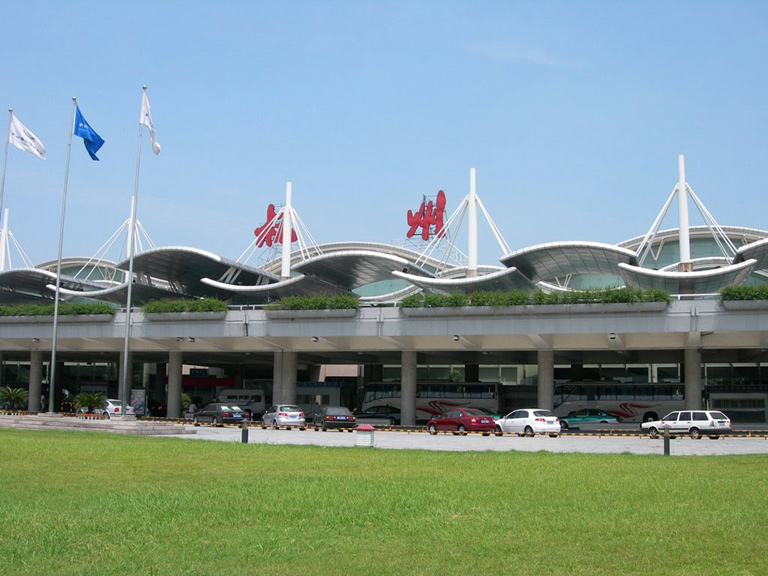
[426,408,496,436]
[641,410,731,439]
[495,409,561,437]
[261,404,307,429]
[313,406,356,431]
[193,403,250,426]
[353,405,401,425]
[559,408,620,430]
[78,399,135,418]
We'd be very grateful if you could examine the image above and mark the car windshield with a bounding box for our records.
[326,407,351,415]
[533,410,552,417]
[279,405,300,412]
[464,409,485,416]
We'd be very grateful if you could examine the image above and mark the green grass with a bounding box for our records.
[1,429,767,575]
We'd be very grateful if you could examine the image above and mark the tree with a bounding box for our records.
[0,387,28,410]
[74,392,106,414]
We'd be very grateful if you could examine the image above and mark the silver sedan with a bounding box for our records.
[260,404,307,429]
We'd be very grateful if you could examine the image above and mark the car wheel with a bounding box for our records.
[549,434,559,438]
[321,422,327,432]
[388,418,396,426]
[103,412,111,420]
[458,425,467,436]
[494,426,504,437]
[213,416,221,427]
[689,427,701,440]
[647,426,658,439]
[708,435,720,440]
[193,415,200,426]
[560,421,569,431]
[260,418,267,429]
[524,426,534,437]
[427,424,437,435]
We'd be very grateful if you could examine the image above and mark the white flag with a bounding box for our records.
[8,113,46,159]
[140,91,161,155]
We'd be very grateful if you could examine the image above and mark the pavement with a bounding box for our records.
[159,424,768,456]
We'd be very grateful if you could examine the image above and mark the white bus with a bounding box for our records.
[553,382,685,423]
[362,382,502,422]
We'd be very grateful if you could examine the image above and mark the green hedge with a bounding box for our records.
[142,298,229,313]
[399,288,671,308]
[721,285,768,301]
[264,294,360,311]
[0,303,117,317]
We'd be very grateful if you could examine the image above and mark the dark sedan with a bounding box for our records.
[426,408,496,436]
[313,406,357,432]
[193,403,250,426]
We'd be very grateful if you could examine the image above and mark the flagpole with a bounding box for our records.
[0,110,12,235]
[0,111,11,272]
[49,97,78,413]
[120,87,146,415]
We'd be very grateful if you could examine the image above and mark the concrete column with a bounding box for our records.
[167,351,183,419]
[0,352,4,387]
[282,351,298,404]
[273,350,284,404]
[537,350,555,410]
[401,350,418,426]
[28,351,44,412]
[465,363,479,382]
[684,348,703,410]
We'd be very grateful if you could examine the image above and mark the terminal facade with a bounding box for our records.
[2,162,768,424]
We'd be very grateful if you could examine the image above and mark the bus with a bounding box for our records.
[362,381,502,422]
[553,381,685,423]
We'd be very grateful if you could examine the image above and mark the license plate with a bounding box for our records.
[481,418,490,423]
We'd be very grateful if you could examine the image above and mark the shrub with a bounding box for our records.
[142,298,228,314]
[0,303,117,317]
[0,387,28,410]
[73,392,106,414]
[398,288,670,308]
[264,294,360,310]
[721,285,768,301]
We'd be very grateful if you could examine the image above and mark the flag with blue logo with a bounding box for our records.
[74,105,105,161]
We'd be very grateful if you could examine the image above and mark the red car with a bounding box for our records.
[426,408,496,436]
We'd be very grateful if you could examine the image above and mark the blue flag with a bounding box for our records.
[74,105,105,161]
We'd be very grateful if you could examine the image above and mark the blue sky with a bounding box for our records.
[2,0,767,268]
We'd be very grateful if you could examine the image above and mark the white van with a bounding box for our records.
[216,389,266,418]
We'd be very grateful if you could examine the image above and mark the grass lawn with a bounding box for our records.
[1,428,766,575]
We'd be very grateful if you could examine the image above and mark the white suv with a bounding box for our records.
[641,410,731,439]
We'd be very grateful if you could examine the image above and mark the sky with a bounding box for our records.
[2,0,767,269]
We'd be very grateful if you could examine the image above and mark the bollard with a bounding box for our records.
[355,423,375,447]
[663,424,670,456]
[241,419,249,444]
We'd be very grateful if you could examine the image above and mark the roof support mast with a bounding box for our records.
[280,181,292,280]
[467,167,478,278]
[677,155,692,271]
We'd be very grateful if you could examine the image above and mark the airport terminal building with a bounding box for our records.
[2,161,768,424]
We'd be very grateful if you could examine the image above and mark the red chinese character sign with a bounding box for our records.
[254,204,298,248]
[406,190,446,241]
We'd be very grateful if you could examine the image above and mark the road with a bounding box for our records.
[159,424,768,456]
